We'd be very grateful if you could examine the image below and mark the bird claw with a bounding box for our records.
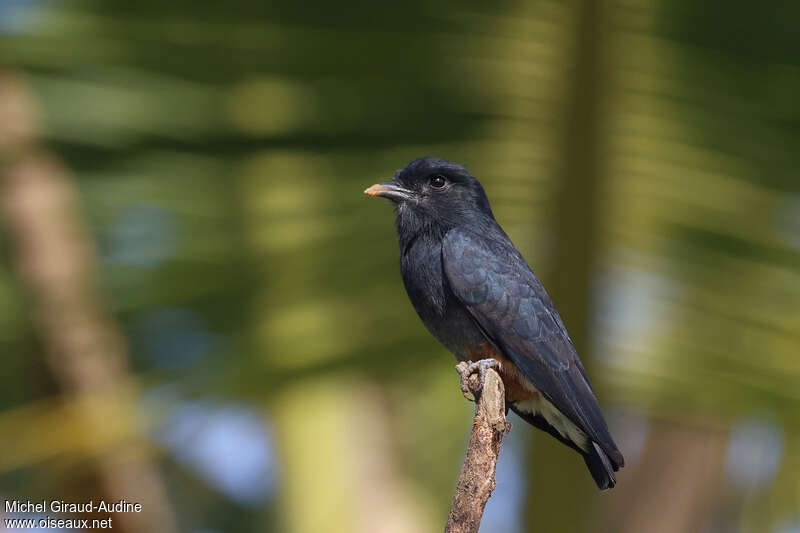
[456,358,501,401]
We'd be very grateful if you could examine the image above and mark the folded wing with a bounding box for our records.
[442,227,623,467]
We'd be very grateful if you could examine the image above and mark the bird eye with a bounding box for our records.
[429,175,447,189]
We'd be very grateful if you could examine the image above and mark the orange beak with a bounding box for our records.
[363,181,412,201]
[364,183,389,196]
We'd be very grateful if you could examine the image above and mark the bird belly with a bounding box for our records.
[401,237,588,452]
[401,239,489,355]
[470,343,590,453]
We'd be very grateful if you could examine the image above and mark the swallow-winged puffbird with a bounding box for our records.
[365,157,624,489]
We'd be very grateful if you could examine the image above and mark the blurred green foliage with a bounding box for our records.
[1,0,799,532]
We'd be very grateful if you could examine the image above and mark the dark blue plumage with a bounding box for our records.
[366,157,624,489]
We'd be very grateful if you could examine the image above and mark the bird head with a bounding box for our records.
[365,157,495,237]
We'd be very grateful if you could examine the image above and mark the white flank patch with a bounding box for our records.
[516,394,590,453]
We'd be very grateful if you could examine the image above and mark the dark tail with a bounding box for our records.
[510,406,625,490]
[583,441,620,490]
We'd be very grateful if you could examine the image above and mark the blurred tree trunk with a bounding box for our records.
[271,379,433,533]
[524,0,609,529]
[0,72,177,533]
[607,418,727,533]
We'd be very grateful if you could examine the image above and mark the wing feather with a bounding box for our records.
[442,227,622,465]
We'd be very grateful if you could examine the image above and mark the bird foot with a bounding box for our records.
[456,358,501,401]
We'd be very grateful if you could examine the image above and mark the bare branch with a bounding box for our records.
[445,363,510,533]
